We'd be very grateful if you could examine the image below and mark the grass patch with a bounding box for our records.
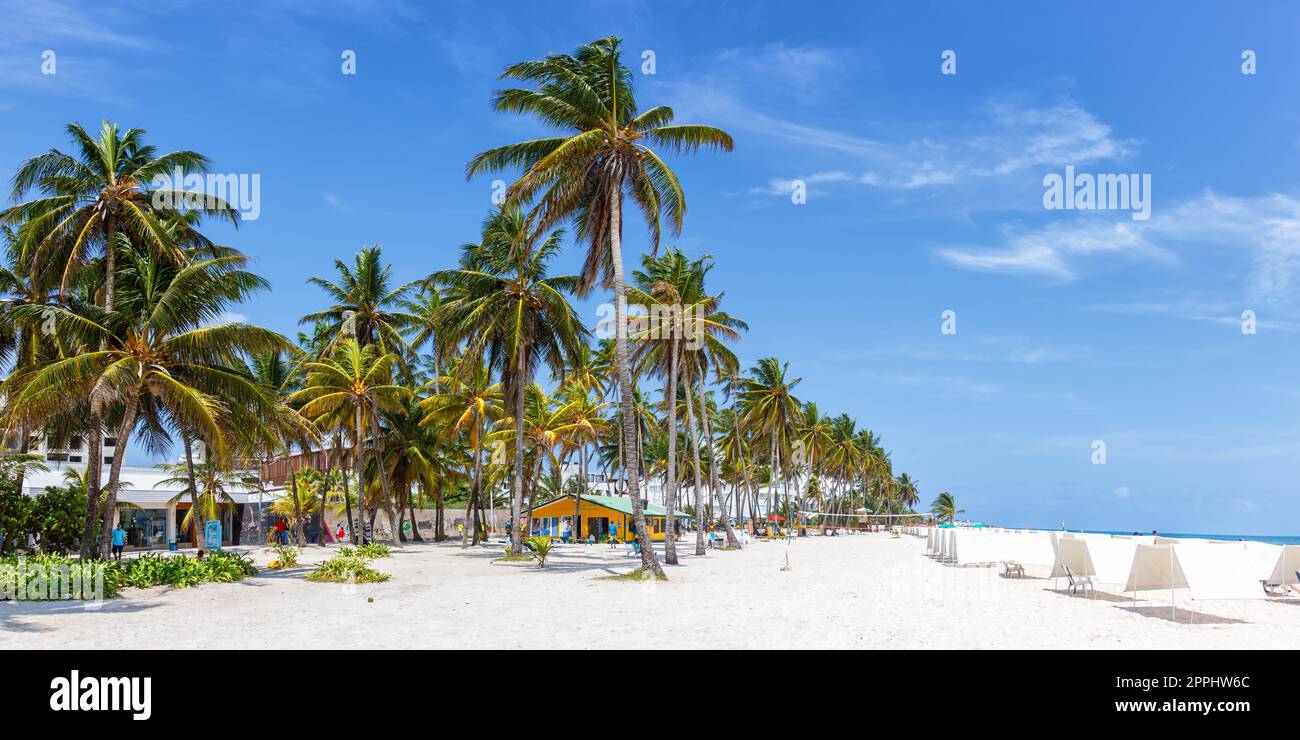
[356,543,392,559]
[600,568,668,582]
[306,552,390,584]
[267,544,300,569]
[118,551,256,589]
[0,554,124,600]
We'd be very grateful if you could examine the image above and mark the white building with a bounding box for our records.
[22,443,270,550]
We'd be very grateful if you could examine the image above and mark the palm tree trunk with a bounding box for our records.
[102,214,118,313]
[336,431,355,545]
[663,337,679,565]
[683,365,707,555]
[408,479,424,542]
[366,404,399,542]
[609,187,661,576]
[98,395,138,558]
[509,349,527,555]
[80,401,104,558]
[434,483,446,541]
[702,404,737,548]
[353,407,365,544]
[181,434,205,547]
[288,456,305,546]
[464,439,481,548]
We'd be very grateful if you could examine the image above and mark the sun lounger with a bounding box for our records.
[1064,565,1094,596]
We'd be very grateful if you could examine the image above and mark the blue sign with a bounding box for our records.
[204,520,222,550]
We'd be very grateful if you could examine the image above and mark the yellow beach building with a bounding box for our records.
[528,494,690,542]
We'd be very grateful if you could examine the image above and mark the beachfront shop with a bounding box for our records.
[528,494,689,542]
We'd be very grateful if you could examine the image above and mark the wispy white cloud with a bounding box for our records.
[324,192,352,213]
[877,372,1001,398]
[937,192,1300,295]
[708,91,1132,199]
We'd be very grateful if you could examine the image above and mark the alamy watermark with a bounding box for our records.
[49,670,151,720]
[1043,165,1151,221]
[1,556,108,603]
[150,167,261,220]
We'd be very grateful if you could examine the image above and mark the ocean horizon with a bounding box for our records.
[1044,529,1300,546]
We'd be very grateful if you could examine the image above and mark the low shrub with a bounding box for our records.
[267,544,300,569]
[0,553,122,600]
[525,536,554,567]
[117,551,256,589]
[306,552,390,584]
[356,542,391,559]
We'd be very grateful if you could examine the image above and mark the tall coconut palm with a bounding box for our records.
[3,123,240,557]
[2,121,237,308]
[931,491,964,523]
[1,247,285,557]
[740,358,803,533]
[468,36,733,577]
[289,340,410,543]
[432,208,585,554]
[895,473,920,512]
[248,350,319,546]
[302,246,420,361]
[419,358,502,547]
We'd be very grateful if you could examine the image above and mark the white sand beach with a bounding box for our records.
[4,534,1299,650]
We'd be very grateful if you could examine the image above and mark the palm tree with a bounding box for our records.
[2,121,237,309]
[156,461,252,546]
[740,358,803,534]
[895,473,920,513]
[248,350,319,546]
[432,208,585,555]
[2,123,241,557]
[289,340,411,543]
[419,358,502,547]
[302,246,420,361]
[468,36,733,577]
[931,491,964,523]
[1,247,286,557]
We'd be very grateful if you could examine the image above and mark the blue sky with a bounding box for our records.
[3,0,1300,534]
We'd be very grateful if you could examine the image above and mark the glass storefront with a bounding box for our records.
[121,508,169,549]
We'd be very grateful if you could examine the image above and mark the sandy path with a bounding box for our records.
[4,534,1298,649]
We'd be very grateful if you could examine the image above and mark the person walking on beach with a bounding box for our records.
[274,517,288,545]
[110,523,127,561]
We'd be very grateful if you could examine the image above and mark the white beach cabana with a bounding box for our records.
[951,528,1056,567]
[1266,544,1300,585]
[1124,543,1264,602]
[1049,536,1138,588]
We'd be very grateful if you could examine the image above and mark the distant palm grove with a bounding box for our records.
[0,37,926,579]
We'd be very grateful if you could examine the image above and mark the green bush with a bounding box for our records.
[29,486,87,555]
[117,551,256,589]
[306,552,390,584]
[267,544,299,569]
[357,542,391,558]
[0,553,122,600]
[525,536,554,567]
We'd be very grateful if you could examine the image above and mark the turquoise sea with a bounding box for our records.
[1080,530,1300,546]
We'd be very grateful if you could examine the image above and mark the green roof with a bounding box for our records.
[532,493,690,519]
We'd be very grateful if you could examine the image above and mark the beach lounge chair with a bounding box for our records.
[1064,566,1094,596]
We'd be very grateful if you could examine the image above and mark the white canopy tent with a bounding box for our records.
[951,529,1056,567]
[1124,543,1264,620]
[1266,544,1300,585]
[1049,536,1138,587]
